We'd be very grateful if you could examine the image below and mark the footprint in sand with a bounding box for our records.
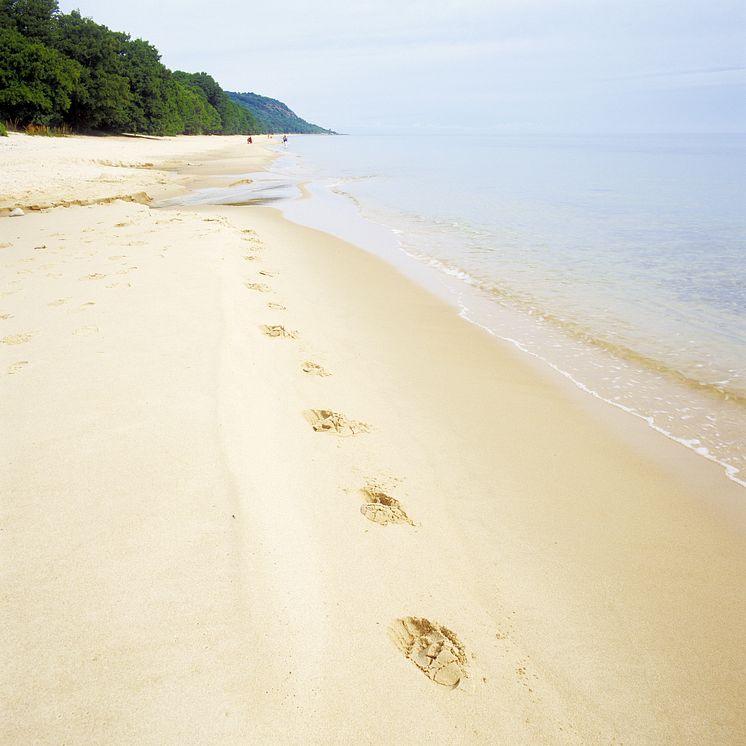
[243,254,257,262]
[0,313,13,321]
[1,333,33,345]
[268,302,286,311]
[7,360,29,374]
[241,234,262,247]
[48,298,69,306]
[261,324,297,339]
[73,325,99,336]
[303,409,369,436]
[390,617,468,689]
[82,273,107,280]
[245,282,270,293]
[302,361,331,377]
[359,485,413,526]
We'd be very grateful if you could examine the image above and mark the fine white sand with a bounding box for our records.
[2,133,745,745]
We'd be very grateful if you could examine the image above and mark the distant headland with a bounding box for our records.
[227,92,336,135]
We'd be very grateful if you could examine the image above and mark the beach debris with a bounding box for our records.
[390,617,468,689]
[244,282,270,292]
[259,270,276,277]
[359,486,413,526]
[302,361,330,377]
[9,207,24,217]
[303,409,369,436]
[1,333,33,345]
[261,324,296,339]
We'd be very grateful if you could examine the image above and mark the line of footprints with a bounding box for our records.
[242,227,469,690]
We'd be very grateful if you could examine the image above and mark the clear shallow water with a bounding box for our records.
[164,134,746,486]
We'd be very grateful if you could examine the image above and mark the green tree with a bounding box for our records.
[0,0,59,44]
[0,25,79,124]
[170,79,221,134]
[173,70,261,134]
[119,36,176,134]
[52,10,132,130]
[0,2,287,135]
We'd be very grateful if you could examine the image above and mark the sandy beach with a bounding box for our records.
[2,133,745,745]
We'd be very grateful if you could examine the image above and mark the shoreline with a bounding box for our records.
[2,134,745,744]
[256,143,746,491]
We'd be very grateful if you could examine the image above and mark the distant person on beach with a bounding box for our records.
[247,136,253,144]
[283,135,288,147]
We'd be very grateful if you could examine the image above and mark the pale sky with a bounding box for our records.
[57,0,745,134]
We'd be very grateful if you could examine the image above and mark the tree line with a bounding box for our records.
[0,0,262,135]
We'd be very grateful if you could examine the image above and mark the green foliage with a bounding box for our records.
[0,26,79,125]
[119,37,178,135]
[52,11,133,130]
[0,120,7,135]
[228,91,335,134]
[1,0,59,44]
[0,4,333,136]
[174,71,262,134]
[171,79,221,134]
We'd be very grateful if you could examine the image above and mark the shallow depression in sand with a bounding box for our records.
[391,617,468,688]
[261,324,296,339]
[360,487,413,525]
[303,409,369,436]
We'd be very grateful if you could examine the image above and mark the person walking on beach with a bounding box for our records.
[247,136,253,144]
[283,134,288,147]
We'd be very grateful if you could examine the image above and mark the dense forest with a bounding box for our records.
[0,0,331,136]
[228,91,335,135]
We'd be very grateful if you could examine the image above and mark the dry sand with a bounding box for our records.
[2,132,745,745]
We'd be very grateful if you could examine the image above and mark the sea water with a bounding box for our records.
[167,133,746,487]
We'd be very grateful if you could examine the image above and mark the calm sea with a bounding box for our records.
[168,133,746,487]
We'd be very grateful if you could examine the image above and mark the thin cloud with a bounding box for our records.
[609,66,746,80]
